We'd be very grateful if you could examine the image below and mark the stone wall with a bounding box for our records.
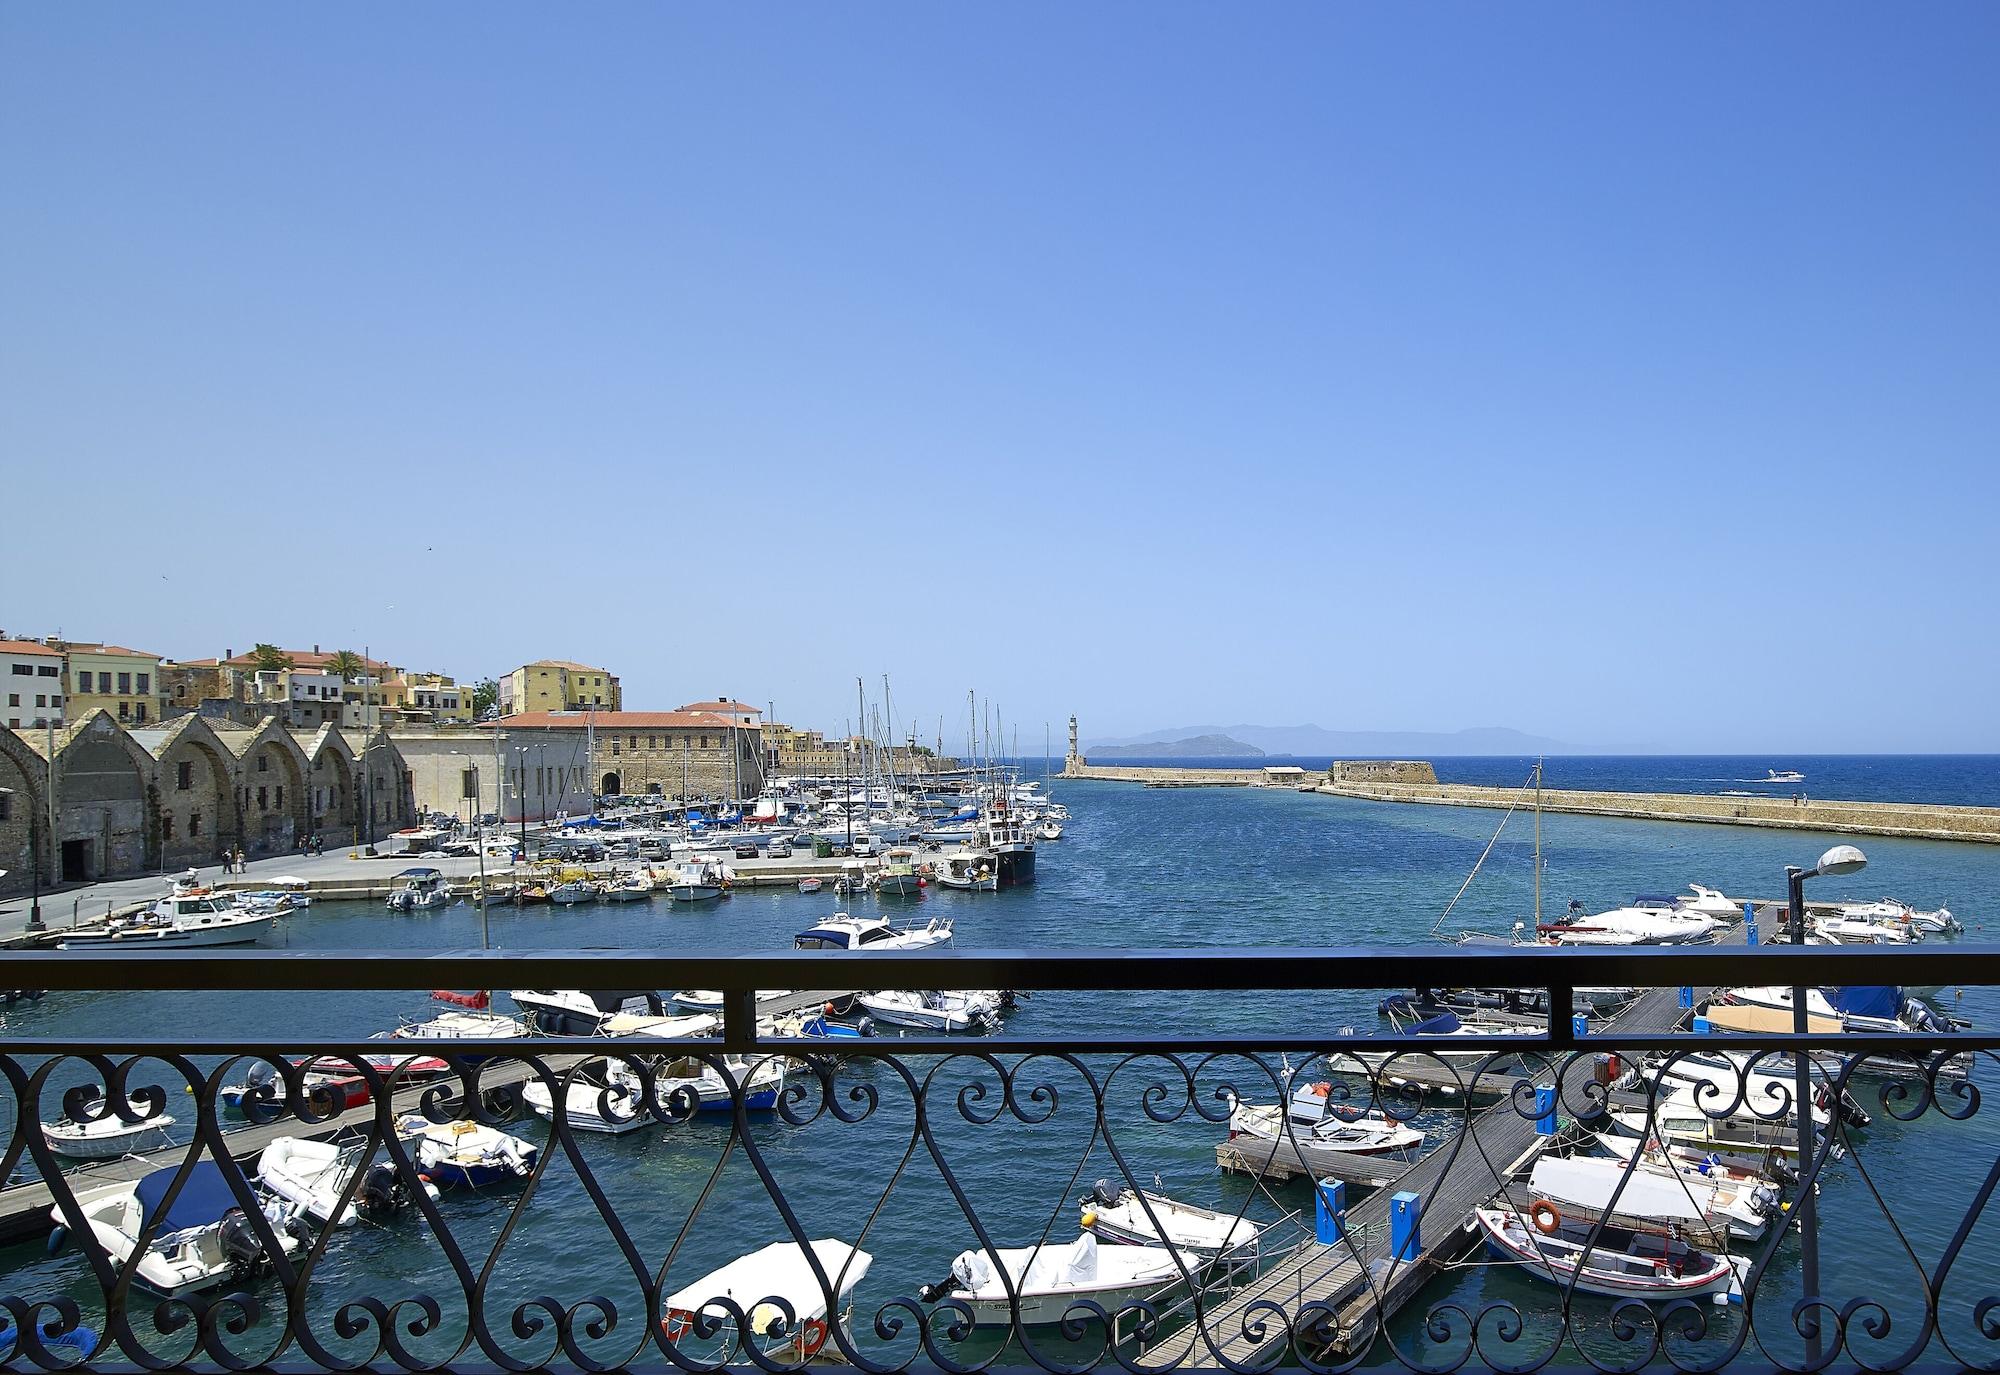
[599,727,765,801]
[1330,759,1439,785]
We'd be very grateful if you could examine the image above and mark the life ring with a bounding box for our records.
[661,1308,693,1343]
[801,1317,829,1357]
[1529,1200,1562,1234]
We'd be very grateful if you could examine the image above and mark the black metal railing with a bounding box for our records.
[0,945,1992,1373]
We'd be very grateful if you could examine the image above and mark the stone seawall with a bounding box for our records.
[1060,762,1278,787]
[1316,779,2000,844]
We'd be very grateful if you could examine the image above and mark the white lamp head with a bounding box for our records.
[1816,844,1868,877]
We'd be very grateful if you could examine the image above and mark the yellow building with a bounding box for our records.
[500,660,620,714]
[60,643,166,725]
[404,673,471,723]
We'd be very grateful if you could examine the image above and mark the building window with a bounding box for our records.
[136,673,150,694]
[36,665,56,677]
[49,695,60,707]
[647,735,657,749]
[628,735,637,749]
[33,695,44,708]
[610,741,620,756]
[118,702,130,720]
[258,755,269,772]
[257,786,268,810]
[190,811,202,836]
[701,736,710,749]
[134,702,145,722]
[9,665,30,676]
[162,813,174,842]
[5,695,15,707]
[462,768,478,799]
[117,672,131,693]
[276,785,284,808]
[75,671,92,693]
[177,761,193,790]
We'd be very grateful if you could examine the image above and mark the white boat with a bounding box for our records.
[1767,769,1805,783]
[673,989,797,1017]
[1812,912,1921,944]
[51,1161,305,1298]
[665,861,726,903]
[794,913,953,952]
[1838,897,1959,934]
[921,1233,1182,1326]
[57,884,278,950]
[384,868,453,912]
[1036,820,1063,841]
[548,878,599,905]
[1080,1183,1261,1258]
[1472,1206,1744,1301]
[1584,1137,1781,1241]
[1341,1000,1523,1070]
[42,1101,177,1159]
[1678,884,1741,920]
[1720,984,1949,1035]
[857,989,1002,1033]
[1605,1084,1823,1164]
[262,876,313,907]
[1540,900,1718,946]
[510,989,666,1036]
[391,1009,532,1040]
[1528,1153,1767,1247]
[875,848,923,897]
[1225,1102,1426,1156]
[663,1239,872,1362]
[932,850,998,892]
[599,872,654,902]
[257,1136,438,1226]
[395,1116,539,1188]
[520,1061,653,1134]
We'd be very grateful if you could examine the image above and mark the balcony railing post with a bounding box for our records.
[722,986,758,1052]
[1788,865,1822,1365]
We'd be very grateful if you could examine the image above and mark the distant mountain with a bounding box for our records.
[1087,723,1571,757]
[1089,734,1264,759]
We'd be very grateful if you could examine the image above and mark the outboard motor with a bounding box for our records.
[218,1209,269,1279]
[358,1162,405,1216]
[853,1016,876,1038]
[1090,1179,1123,1209]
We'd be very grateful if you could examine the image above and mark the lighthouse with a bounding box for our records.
[1065,715,1082,775]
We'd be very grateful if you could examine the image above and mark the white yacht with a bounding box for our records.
[793,913,953,952]
[58,879,277,950]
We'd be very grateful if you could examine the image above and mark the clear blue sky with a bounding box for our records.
[4,5,1996,752]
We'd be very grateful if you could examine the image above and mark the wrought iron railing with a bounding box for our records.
[0,945,1991,1373]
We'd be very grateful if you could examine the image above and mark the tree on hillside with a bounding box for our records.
[328,649,366,682]
[471,678,499,716]
[250,643,293,671]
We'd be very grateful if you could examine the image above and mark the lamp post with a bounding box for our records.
[0,787,40,932]
[1786,842,1866,1365]
[513,746,531,860]
[446,751,488,951]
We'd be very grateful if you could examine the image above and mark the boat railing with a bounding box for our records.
[0,943,1995,1372]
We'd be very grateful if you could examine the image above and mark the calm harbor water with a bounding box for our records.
[6,774,2000,1367]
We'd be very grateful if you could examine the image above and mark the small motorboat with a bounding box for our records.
[920,1232,1183,1326]
[42,1098,177,1160]
[1225,1101,1425,1157]
[666,861,727,903]
[652,1053,787,1113]
[1584,1137,1781,1241]
[875,848,923,897]
[1766,769,1805,783]
[222,1064,371,1119]
[390,1009,532,1040]
[1080,1182,1260,1259]
[797,877,824,895]
[858,989,1002,1034]
[1837,898,1960,934]
[50,1161,306,1299]
[662,1240,872,1363]
[794,913,953,952]
[932,851,998,892]
[1813,911,1922,944]
[548,877,599,905]
[257,1136,437,1227]
[1036,820,1063,841]
[384,869,453,912]
[1472,1205,1745,1302]
[510,989,667,1036]
[395,1116,538,1188]
[599,872,654,902]
[520,1061,653,1134]
[1538,899,1719,946]
[516,884,551,906]
[58,879,278,950]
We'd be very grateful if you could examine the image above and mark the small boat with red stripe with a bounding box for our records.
[661,1239,872,1362]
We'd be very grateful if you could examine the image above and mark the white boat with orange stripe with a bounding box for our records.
[661,1239,871,1362]
[1472,1205,1746,1302]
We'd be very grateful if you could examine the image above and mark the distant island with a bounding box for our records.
[1088,722,1570,757]
[1090,734,1264,759]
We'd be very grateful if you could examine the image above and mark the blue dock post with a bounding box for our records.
[1678,986,1694,1009]
[1314,1179,1346,1243]
[1389,1191,1421,1260]
[1571,1013,1588,1039]
[1744,901,1759,945]
[1693,1015,1712,1034]
[1534,1085,1557,1136]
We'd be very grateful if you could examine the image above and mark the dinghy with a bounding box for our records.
[662,1239,872,1362]
[42,1100,176,1160]
[1080,1182,1260,1258]
[51,1161,305,1299]
[920,1232,1183,1326]
[858,989,1002,1034]
[1225,1102,1425,1156]
[395,1116,538,1188]
[257,1136,438,1226]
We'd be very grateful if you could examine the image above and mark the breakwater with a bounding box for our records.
[1318,777,2000,843]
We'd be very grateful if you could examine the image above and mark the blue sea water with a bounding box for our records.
[5,771,1999,1368]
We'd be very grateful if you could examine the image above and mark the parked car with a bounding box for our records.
[767,842,793,858]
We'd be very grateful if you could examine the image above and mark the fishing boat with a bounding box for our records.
[256,1136,437,1227]
[247,875,313,908]
[662,1240,872,1362]
[665,860,727,903]
[975,805,1036,888]
[797,877,824,895]
[1472,1206,1745,1301]
[1585,1137,1782,1241]
[42,1100,177,1159]
[384,868,452,912]
[1526,1154,1763,1248]
[1225,1101,1425,1156]
[50,1161,306,1299]
[510,989,667,1036]
[857,989,1003,1034]
[515,883,551,906]
[599,872,655,902]
[875,848,924,896]
[652,1053,787,1112]
[548,876,599,905]
[920,1233,1180,1326]
[395,1116,538,1188]
[1079,1183,1261,1258]
[933,850,998,892]
[57,880,278,950]
[794,912,953,952]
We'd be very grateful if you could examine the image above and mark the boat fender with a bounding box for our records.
[46,1225,67,1256]
[1528,1201,1562,1235]
[1081,1210,1097,1229]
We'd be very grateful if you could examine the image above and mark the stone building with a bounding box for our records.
[488,710,762,804]
[0,712,415,896]
[398,725,588,825]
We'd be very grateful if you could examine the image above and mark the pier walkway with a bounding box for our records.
[1142,972,1714,1367]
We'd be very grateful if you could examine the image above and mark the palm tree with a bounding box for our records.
[250,643,293,672]
[327,649,366,682]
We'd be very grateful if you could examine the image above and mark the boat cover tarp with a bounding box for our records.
[1822,986,1901,1020]
[1403,1010,1463,1036]
[1531,1156,1705,1223]
[665,1239,868,1332]
[135,1160,239,1232]
[393,868,442,879]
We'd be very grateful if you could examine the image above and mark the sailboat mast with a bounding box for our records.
[1533,757,1543,927]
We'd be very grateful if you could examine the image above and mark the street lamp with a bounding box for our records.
[0,787,40,932]
[1786,842,1866,1365]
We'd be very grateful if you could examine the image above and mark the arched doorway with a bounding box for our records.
[601,772,621,797]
